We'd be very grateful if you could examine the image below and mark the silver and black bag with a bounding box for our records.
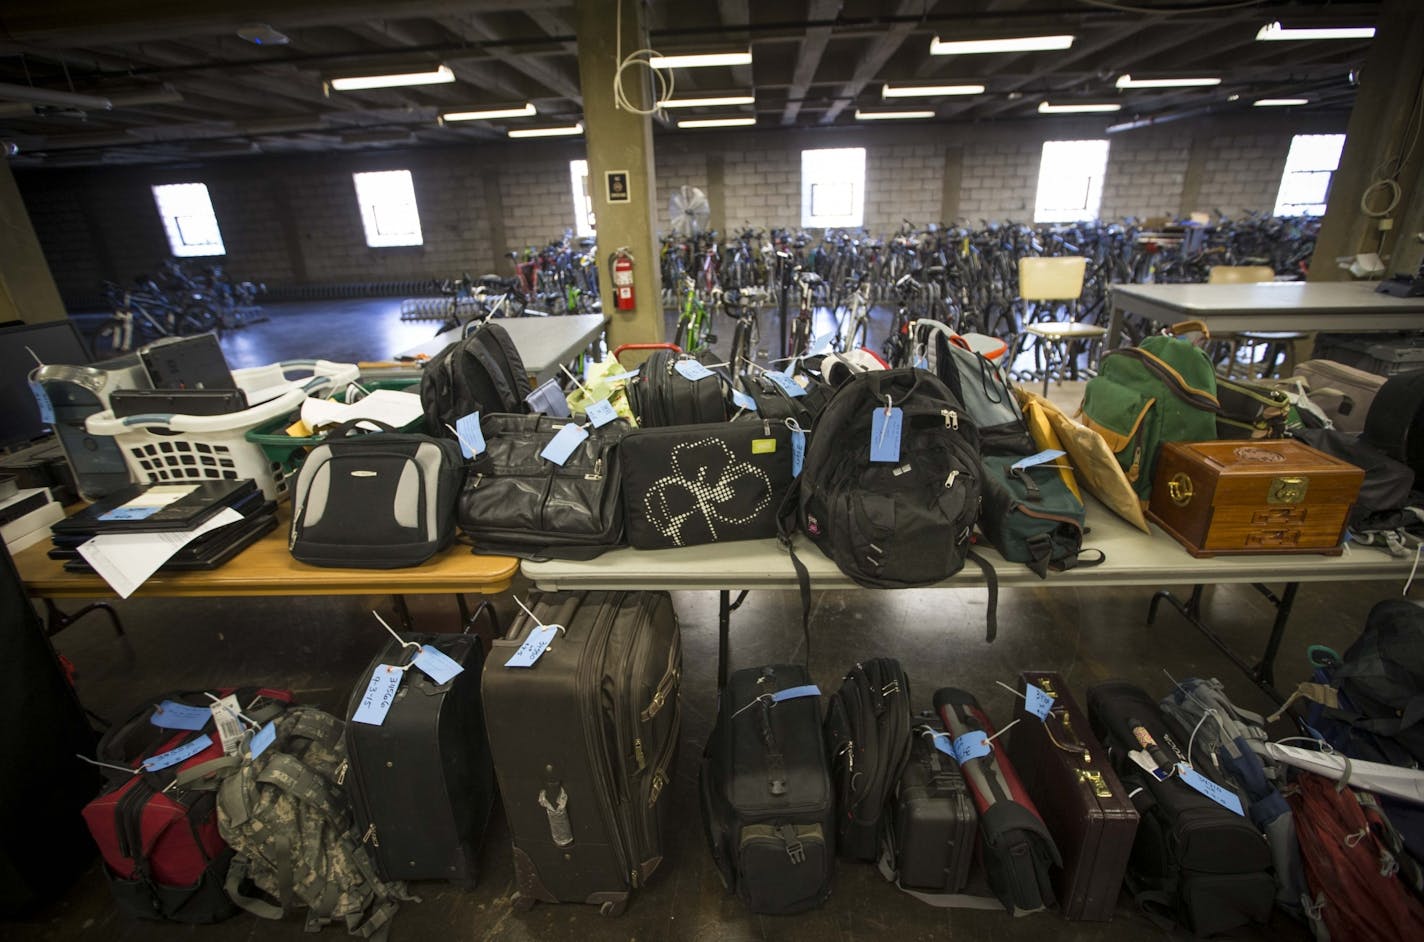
[290,420,464,568]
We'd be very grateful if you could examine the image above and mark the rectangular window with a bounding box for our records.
[1274,134,1346,216]
[352,170,423,247]
[151,183,225,257]
[801,148,866,228]
[570,159,595,237]
[1034,140,1110,223]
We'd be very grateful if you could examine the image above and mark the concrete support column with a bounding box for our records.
[707,153,726,237]
[1178,136,1209,217]
[575,0,663,348]
[0,159,66,322]
[939,146,964,223]
[481,167,509,275]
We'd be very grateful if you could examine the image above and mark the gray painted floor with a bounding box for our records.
[10,301,1405,940]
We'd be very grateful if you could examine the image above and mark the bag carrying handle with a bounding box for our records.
[1166,319,1211,341]
[324,418,400,439]
[613,342,682,364]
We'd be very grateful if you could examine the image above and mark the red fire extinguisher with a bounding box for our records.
[610,248,636,311]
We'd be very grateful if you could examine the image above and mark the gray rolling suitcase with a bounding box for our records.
[482,590,681,915]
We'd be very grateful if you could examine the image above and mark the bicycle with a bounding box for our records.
[834,279,872,353]
[90,283,219,358]
[672,276,716,356]
[725,285,769,379]
[784,270,821,361]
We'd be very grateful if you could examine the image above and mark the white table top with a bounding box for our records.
[1110,281,1424,315]
[523,497,1412,592]
[400,314,608,383]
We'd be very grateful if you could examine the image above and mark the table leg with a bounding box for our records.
[718,590,750,690]
[1107,301,1125,351]
[392,595,414,632]
[43,598,125,639]
[1146,582,1296,702]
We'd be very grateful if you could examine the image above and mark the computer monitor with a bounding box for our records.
[0,321,91,449]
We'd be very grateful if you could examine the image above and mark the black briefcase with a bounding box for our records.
[620,419,792,549]
[887,720,977,893]
[344,623,496,884]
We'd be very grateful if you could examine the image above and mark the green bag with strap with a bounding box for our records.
[1081,323,1219,500]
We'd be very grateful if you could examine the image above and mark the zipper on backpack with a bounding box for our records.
[362,823,379,847]
[336,759,348,785]
[941,409,958,429]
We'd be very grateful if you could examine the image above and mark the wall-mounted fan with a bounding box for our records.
[668,185,711,237]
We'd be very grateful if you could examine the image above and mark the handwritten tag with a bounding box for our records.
[540,423,589,466]
[808,333,833,357]
[455,411,486,459]
[143,734,213,772]
[1025,683,1055,721]
[585,399,618,428]
[210,695,246,756]
[791,428,806,477]
[731,389,757,412]
[352,665,403,726]
[604,368,640,383]
[765,371,806,398]
[914,355,930,371]
[1011,449,1066,471]
[932,734,958,760]
[1176,763,1244,815]
[248,721,277,759]
[505,625,559,668]
[413,644,464,685]
[674,360,714,382]
[870,406,903,463]
[770,684,820,703]
[953,731,993,764]
[29,381,55,425]
[151,700,211,731]
[99,506,160,522]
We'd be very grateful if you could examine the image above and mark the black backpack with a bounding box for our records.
[1364,369,1424,487]
[788,368,999,640]
[625,349,728,426]
[1316,599,1424,768]
[420,322,529,437]
[822,658,912,861]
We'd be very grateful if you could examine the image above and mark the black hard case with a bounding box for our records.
[1005,671,1138,921]
[344,631,494,884]
[626,349,728,426]
[481,591,682,915]
[889,723,977,892]
[700,664,836,915]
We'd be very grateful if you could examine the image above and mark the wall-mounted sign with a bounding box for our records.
[605,170,630,203]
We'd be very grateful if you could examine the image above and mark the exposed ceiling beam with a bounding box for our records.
[437,14,582,105]
[781,0,841,126]
[819,0,924,124]
[717,0,754,87]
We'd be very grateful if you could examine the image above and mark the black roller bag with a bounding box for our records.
[1087,681,1275,936]
[344,621,496,884]
[700,664,836,914]
[626,348,728,426]
[482,591,682,915]
[823,657,912,861]
[886,720,978,893]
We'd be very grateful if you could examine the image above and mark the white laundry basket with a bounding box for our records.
[85,359,360,501]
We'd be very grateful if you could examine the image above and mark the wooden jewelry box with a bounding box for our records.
[1147,439,1363,557]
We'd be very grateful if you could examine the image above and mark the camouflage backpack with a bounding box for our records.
[215,707,412,938]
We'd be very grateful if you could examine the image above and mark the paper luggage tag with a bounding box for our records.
[603,368,639,382]
[143,734,213,772]
[585,399,618,428]
[210,695,246,756]
[952,731,993,764]
[674,360,714,382]
[151,700,212,731]
[413,644,464,685]
[808,334,833,358]
[1011,449,1066,471]
[248,721,277,759]
[1024,683,1055,721]
[765,371,806,398]
[1176,763,1245,815]
[29,381,55,425]
[352,665,403,726]
[731,389,757,412]
[870,406,903,463]
[791,429,806,477]
[505,625,560,668]
[540,424,589,465]
[455,411,486,459]
[770,684,820,703]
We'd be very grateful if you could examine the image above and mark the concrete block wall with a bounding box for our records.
[722,147,800,231]
[653,149,709,231]
[1098,133,1193,222]
[501,154,579,252]
[865,142,943,233]
[1196,133,1296,217]
[959,140,1045,225]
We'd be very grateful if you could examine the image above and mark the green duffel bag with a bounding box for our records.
[978,454,1100,578]
[1081,323,1219,499]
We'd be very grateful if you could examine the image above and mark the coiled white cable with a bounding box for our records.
[611,0,671,116]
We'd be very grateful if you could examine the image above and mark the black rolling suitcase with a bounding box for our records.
[482,591,682,915]
[700,664,836,914]
[886,721,978,893]
[626,348,729,426]
[344,616,496,884]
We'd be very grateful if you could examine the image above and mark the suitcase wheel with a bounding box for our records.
[511,893,536,913]
[599,899,627,917]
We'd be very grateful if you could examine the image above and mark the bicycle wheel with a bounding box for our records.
[785,315,811,361]
[90,317,133,359]
[729,316,758,377]
[672,316,689,352]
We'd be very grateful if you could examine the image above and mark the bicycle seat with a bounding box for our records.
[798,272,823,285]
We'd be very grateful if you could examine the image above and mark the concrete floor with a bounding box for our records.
[9,299,1409,941]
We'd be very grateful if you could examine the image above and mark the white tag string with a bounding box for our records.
[995,680,1027,700]
[26,345,44,367]
[731,407,745,420]
[76,754,139,775]
[784,417,809,434]
[513,596,545,629]
[372,610,421,653]
[981,717,1021,746]
[559,363,591,397]
[443,422,482,458]
[203,691,260,730]
[1405,543,1421,596]
[877,395,893,448]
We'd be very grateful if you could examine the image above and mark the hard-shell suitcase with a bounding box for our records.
[887,721,977,892]
[482,590,681,915]
[1005,671,1138,921]
[344,618,496,884]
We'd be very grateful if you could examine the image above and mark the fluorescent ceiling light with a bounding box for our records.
[1115,74,1221,89]
[1256,22,1375,42]
[507,123,584,138]
[328,64,455,91]
[854,109,934,120]
[882,83,985,98]
[441,103,537,121]
[649,51,752,69]
[1253,98,1309,107]
[1038,101,1121,114]
[931,35,1074,55]
[677,117,756,128]
[658,95,755,108]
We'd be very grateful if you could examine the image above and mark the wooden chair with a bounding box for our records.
[1017,256,1102,396]
[1207,265,1304,378]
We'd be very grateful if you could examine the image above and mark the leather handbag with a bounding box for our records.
[457,413,631,559]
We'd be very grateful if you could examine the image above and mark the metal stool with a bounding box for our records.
[1234,330,1307,379]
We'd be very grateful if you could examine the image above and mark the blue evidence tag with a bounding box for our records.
[932,734,957,760]
[1011,449,1066,471]
[99,506,160,522]
[29,381,55,424]
[142,734,214,772]
[351,665,403,726]
[413,644,464,685]
[540,423,589,466]
[150,700,212,731]
[870,406,903,463]
[674,360,714,382]
[585,399,618,428]
[731,389,757,412]
[505,625,560,668]
[808,334,833,357]
[770,684,820,703]
[791,429,806,478]
[914,355,929,371]
[455,411,486,459]
[1025,683,1056,721]
[1176,763,1245,815]
[248,722,277,759]
[953,731,993,764]
[765,371,806,398]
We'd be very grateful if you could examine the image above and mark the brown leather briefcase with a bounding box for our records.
[1005,671,1138,921]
